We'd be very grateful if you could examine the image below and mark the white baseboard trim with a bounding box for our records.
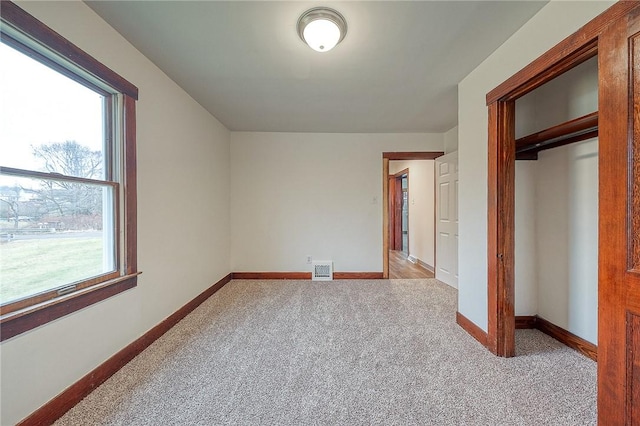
[407,255,434,273]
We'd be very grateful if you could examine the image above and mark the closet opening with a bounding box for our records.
[513,56,598,360]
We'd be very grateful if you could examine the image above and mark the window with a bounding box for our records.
[0,2,138,341]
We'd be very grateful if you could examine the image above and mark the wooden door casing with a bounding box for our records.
[389,168,409,252]
[388,176,397,251]
[598,7,640,424]
[394,173,405,251]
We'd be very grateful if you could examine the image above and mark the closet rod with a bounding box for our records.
[515,111,598,160]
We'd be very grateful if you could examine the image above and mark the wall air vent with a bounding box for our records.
[312,261,333,281]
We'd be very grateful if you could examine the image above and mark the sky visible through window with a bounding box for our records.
[0,42,104,178]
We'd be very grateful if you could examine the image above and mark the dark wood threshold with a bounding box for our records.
[232,272,384,280]
[515,315,597,361]
[515,112,598,160]
[456,311,488,347]
[17,273,233,426]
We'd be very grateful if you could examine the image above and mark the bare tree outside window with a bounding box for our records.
[29,141,104,230]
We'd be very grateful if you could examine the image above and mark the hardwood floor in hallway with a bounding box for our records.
[389,250,434,279]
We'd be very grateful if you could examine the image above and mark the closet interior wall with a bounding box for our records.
[514,56,598,345]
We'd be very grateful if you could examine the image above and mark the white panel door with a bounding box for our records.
[436,152,458,288]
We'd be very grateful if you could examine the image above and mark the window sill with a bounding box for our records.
[0,273,140,342]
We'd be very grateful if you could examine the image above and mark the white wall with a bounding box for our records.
[536,139,598,343]
[389,160,435,267]
[230,132,443,273]
[1,2,231,425]
[514,161,538,316]
[443,126,458,154]
[516,56,598,138]
[458,0,612,331]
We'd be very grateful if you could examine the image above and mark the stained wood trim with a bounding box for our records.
[388,176,397,251]
[16,273,233,426]
[627,311,640,422]
[456,311,488,347]
[1,269,122,317]
[486,2,638,104]
[232,272,312,280]
[123,95,137,274]
[490,41,597,104]
[631,21,640,274]
[487,101,516,357]
[596,9,640,424]
[535,315,597,361]
[515,315,537,329]
[1,275,138,342]
[515,315,597,360]
[383,152,444,160]
[515,112,599,160]
[627,12,640,404]
[383,158,390,278]
[392,169,409,252]
[231,272,384,280]
[0,1,138,99]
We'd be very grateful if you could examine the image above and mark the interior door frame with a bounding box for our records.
[484,2,638,356]
[392,168,409,252]
[382,152,443,278]
[388,175,397,251]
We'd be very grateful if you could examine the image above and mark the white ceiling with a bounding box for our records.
[86,1,547,133]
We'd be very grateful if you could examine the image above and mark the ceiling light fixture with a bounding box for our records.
[297,7,347,53]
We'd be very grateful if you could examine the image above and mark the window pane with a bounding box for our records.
[0,42,106,179]
[0,174,116,305]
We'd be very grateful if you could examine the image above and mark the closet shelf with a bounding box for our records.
[515,111,598,160]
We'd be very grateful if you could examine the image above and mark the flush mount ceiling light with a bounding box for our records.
[297,7,347,52]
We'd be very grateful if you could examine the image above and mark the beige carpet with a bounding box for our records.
[56,279,596,425]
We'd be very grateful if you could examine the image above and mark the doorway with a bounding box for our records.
[388,166,431,279]
[400,175,409,255]
[389,169,409,255]
[382,152,443,279]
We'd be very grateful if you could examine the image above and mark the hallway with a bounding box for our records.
[389,250,434,279]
